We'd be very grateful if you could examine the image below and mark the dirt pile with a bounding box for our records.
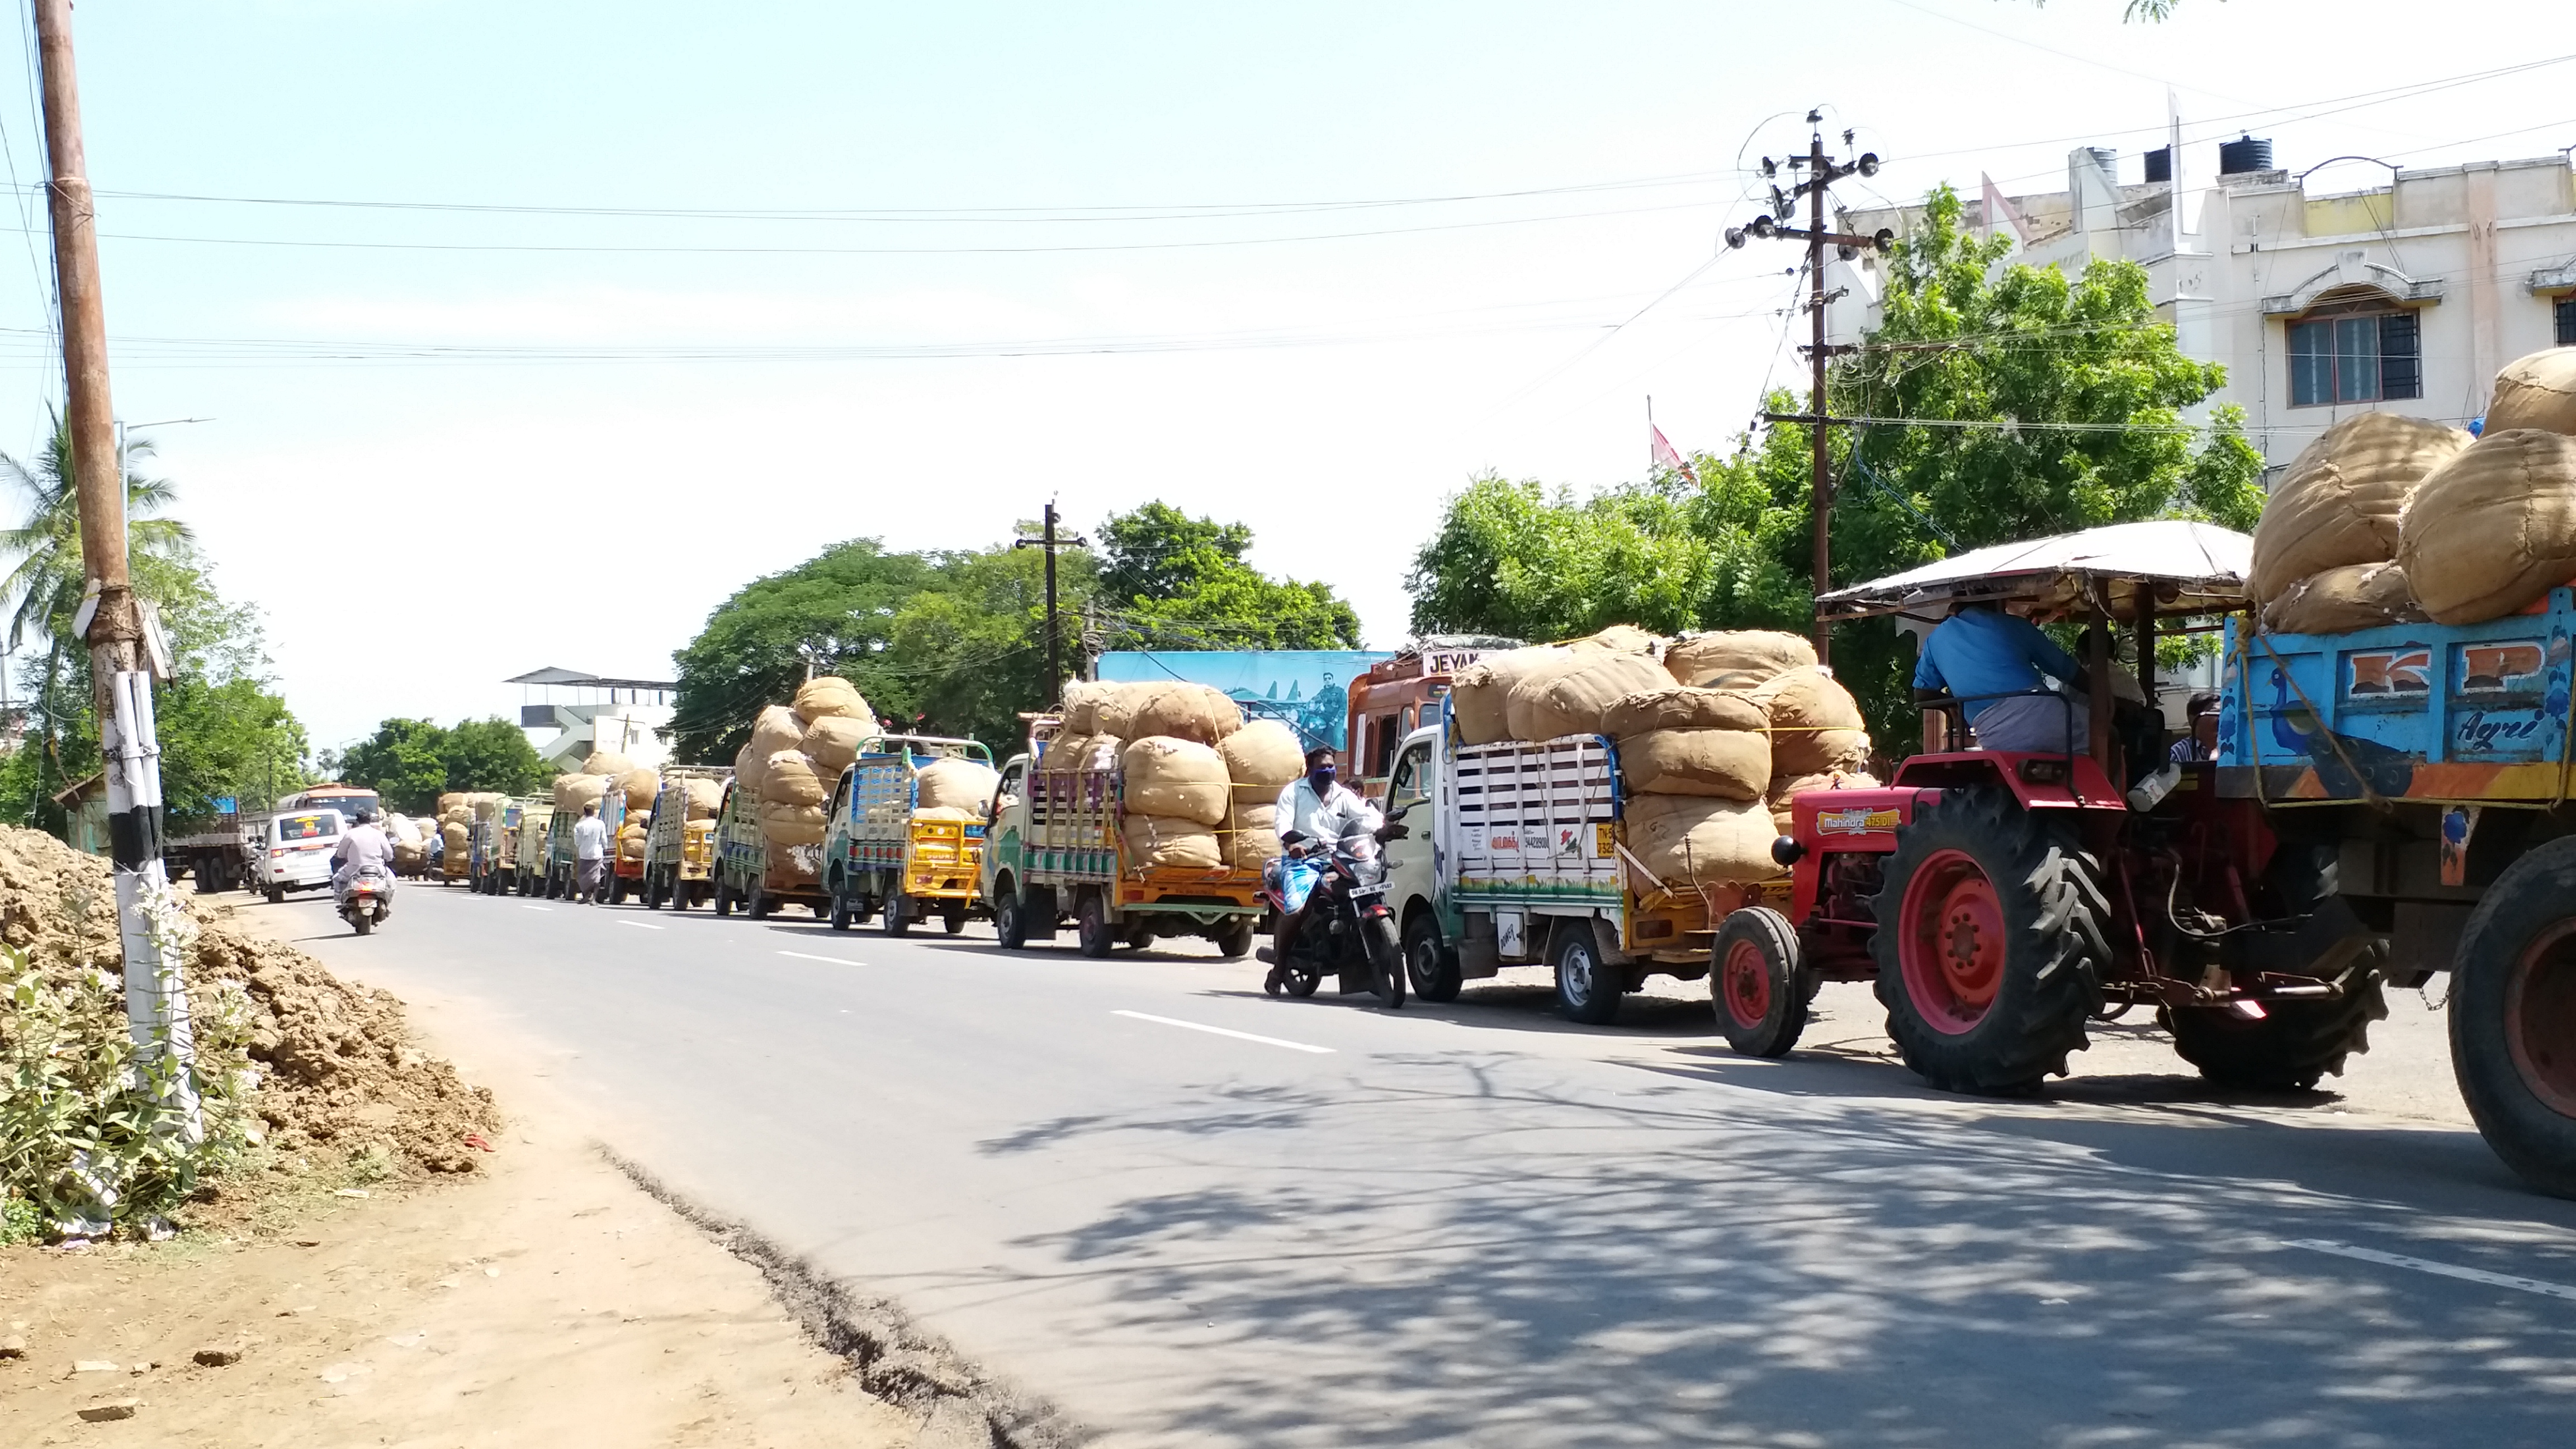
[0,827,497,1185]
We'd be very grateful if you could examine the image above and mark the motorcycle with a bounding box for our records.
[337,865,392,936]
[1259,810,1410,1007]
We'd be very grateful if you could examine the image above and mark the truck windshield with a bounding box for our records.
[276,813,340,841]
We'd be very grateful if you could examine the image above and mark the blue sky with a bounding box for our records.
[0,1,2569,750]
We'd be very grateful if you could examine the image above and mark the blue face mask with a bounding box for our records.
[1308,767,1336,791]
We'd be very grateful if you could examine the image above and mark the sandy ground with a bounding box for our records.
[0,918,927,1449]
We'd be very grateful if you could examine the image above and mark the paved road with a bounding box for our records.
[263,884,2576,1447]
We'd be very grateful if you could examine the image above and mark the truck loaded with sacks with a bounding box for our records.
[2213,345,2576,1200]
[981,679,1286,958]
[713,675,880,919]
[1381,626,1876,1024]
[822,737,997,935]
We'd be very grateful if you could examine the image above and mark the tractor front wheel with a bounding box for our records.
[1871,787,2108,1094]
[1713,906,1808,1058]
[2451,835,2576,1199]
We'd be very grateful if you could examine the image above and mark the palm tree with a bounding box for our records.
[0,406,194,655]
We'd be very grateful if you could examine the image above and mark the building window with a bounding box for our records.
[2288,307,2419,405]
[2558,296,2576,348]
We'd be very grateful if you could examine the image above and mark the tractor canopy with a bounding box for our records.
[1815,519,2252,624]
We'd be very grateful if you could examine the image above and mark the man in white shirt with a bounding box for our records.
[573,804,609,903]
[1271,747,1380,959]
[330,808,397,907]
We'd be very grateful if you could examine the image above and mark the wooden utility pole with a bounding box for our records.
[1013,501,1087,705]
[35,0,196,1135]
[1737,111,1891,666]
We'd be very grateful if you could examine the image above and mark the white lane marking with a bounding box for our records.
[779,950,865,968]
[616,921,664,930]
[520,905,552,913]
[2288,1239,2576,1301]
[1111,1010,1334,1054]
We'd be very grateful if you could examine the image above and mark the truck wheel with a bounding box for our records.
[1076,890,1114,959]
[266,887,284,906]
[829,891,851,931]
[1713,906,1809,1058]
[1871,786,2108,1094]
[1214,917,1257,962]
[1403,914,1461,1002]
[944,901,968,936]
[1554,929,1623,1025]
[672,877,692,912]
[748,880,771,920]
[714,881,733,917]
[881,894,911,936]
[2165,958,2390,1091]
[2451,835,2576,1199]
[995,888,1030,950]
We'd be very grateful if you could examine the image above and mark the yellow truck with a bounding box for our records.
[641,765,731,911]
[821,735,993,935]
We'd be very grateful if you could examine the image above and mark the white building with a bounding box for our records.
[1839,139,2576,471]
[505,666,677,771]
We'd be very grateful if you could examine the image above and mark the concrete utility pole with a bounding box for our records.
[35,0,196,1131]
[1734,111,1892,666]
[1013,501,1087,705]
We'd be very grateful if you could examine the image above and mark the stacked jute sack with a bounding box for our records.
[1451,627,1874,892]
[1054,680,1295,872]
[2253,348,2576,633]
[728,676,880,880]
[386,813,428,874]
[432,790,504,863]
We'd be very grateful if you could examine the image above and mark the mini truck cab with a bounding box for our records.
[1734,522,2405,1112]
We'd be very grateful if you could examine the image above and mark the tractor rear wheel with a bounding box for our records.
[1713,906,1808,1058]
[1871,786,2108,1094]
[2165,959,2389,1091]
[2451,836,2576,1199]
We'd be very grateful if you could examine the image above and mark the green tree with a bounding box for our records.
[340,718,451,814]
[1093,501,1361,652]
[885,544,1073,750]
[1407,182,2263,750]
[441,717,551,797]
[1096,501,1253,604]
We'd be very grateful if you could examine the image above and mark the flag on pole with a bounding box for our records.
[1980,172,2029,249]
[1650,423,1694,481]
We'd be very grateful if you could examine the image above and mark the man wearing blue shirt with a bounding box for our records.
[1912,602,2090,753]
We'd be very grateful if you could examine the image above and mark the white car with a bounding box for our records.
[258,808,347,904]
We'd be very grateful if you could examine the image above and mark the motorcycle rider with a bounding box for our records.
[330,807,397,914]
[1270,746,1380,961]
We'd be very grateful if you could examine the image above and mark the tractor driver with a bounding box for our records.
[1913,600,2090,754]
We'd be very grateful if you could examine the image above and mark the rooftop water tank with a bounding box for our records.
[2144,146,2172,184]
[2219,135,2274,176]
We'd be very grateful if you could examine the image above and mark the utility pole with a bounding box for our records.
[35,0,197,1136]
[1012,501,1087,704]
[1731,110,1892,665]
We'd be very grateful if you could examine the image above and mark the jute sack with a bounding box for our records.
[917,757,1000,813]
[581,750,632,778]
[1128,683,1243,746]
[435,792,466,820]
[1122,737,1231,827]
[749,705,807,763]
[1619,729,1769,801]
[733,739,769,800]
[760,751,825,808]
[1624,793,1776,888]
[1768,768,1883,828]
[441,806,470,828]
[1220,718,1304,807]
[618,767,660,812]
[1450,646,1569,745]
[757,800,827,847]
[1565,623,1663,655]
[1228,803,1281,870]
[1507,650,1671,742]
[802,716,870,779]
[913,804,980,823]
[1600,686,1767,739]
[552,773,608,814]
[793,675,872,723]
[2251,413,2473,602]
[1121,814,1223,872]
[441,821,468,853]
[387,815,423,847]
[2397,428,2576,624]
[2487,348,2576,436]
[471,792,506,821]
[2261,562,2421,634]
[1750,666,1871,776]
[684,776,724,820]
[1043,732,1120,775]
[1664,631,1816,688]
[1062,679,1135,737]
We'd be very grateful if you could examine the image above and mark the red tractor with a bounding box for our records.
[1716,523,2392,1101]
